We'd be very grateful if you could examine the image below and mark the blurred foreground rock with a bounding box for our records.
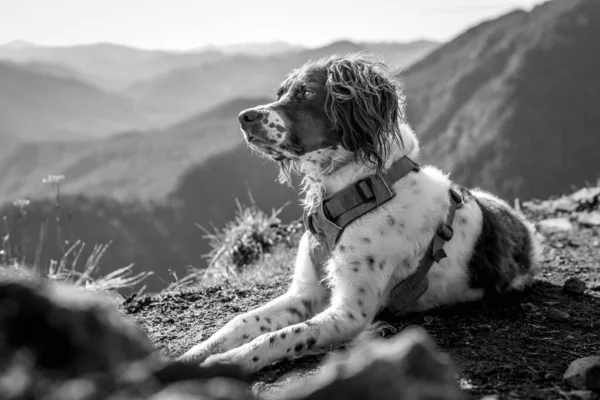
[564,356,600,392]
[0,277,156,378]
[283,326,465,400]
[0,275,465,399]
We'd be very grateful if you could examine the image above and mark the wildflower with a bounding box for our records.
[12,198,30,209]
[42,175,65,184]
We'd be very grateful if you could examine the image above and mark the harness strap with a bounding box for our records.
[303,155,464,312]
[323,156,421,224]
[386,187,463,314]
[305,156,420,258]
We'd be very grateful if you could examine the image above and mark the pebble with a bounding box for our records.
[568,390,599,400]
[564,356,600,391]
[564,278,587,295]
[570,187,600,204]
[577,212,600,227]
[544,372,556,380]
[546,309,570,322]
[538,218,574,233]
[521,303,539,313]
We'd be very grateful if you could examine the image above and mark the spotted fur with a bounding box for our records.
[179,53,540,373]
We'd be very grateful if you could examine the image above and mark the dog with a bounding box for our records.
[179,53,541,373]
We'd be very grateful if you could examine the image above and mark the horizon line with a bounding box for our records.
[0,36,442,53]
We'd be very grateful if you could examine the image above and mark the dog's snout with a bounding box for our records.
[239,109,264,125]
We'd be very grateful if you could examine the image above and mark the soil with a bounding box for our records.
[123,199,600,399]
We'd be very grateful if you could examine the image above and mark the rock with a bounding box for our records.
[538,218,574,233]
[284,326,466,400]
[568,390,599,400]
[571,187,600,204]
[564,356,600,391]
[546,309,570,322]
[521,302,539,312]
[577,212,600,227]
[149,379,256,400]
[564,278,587,295]
[0,277,159,399]
[554,196,579,212]
[0,278,157,376]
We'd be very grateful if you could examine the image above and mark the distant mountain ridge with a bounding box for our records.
[403,0,599,200]
[0,39,438,142]
[0,61,151,141]
[0,97,272,203]
[123,39,439,120]
[194,41,305,56]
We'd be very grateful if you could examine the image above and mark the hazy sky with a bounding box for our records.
[1,0,545,50]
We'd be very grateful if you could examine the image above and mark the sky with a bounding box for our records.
[0,0,546,50]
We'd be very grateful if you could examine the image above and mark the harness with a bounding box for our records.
[303,156,463,314]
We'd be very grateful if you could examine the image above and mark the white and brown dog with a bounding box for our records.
[179,53,541,372]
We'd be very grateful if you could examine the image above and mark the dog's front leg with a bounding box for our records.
[202,253,391,373]
[179,233,327,364]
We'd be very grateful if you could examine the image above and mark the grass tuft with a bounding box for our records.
[198,192,301,276]
[1,174,152,294]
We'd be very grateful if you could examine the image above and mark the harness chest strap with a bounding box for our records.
[303,156,463,314]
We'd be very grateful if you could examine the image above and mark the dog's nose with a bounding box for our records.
[238,109,261,125]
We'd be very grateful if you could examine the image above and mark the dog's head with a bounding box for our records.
[238,53,406,179]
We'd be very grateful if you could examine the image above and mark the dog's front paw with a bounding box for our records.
[178,341,222,364]
[202,348,252,371]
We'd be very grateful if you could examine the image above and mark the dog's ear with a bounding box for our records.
[325,55,404,169]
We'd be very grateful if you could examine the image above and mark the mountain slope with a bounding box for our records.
[0,131,299,292]
[125,40,438,120]
[403,0,600,200]
[0,42,229,91]
[0,61,150,141]
[0,97,271,203]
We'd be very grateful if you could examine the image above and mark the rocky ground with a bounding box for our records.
[122,187,600,399]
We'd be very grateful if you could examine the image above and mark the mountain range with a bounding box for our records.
[0,39,438,139]
[404,0,599,200]
[1,0,598,290]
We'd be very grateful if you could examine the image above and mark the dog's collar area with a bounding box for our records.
[307,156,421,235]
[304,155,464,313]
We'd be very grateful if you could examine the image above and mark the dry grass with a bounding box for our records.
[1,175,152,295]
[195,192,301,285]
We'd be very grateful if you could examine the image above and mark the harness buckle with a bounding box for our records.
[437,222,454,241]
[449,187,463,208]
[355,178,375,202]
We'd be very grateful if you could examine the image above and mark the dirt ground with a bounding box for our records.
[124,198,600,399]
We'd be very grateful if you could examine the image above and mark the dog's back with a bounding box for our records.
[383,164,541,315]
[467,188,541,293]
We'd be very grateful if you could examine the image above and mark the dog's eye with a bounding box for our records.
[300,89,314,98]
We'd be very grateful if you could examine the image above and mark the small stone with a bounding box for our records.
[521,303,539,313]
[577,212,600,227]
[544,372,556,380]
[568,390,599,400]
[554,196,579,212]
[564,278,587,295]
[538,218,574,233]
[544,301,561,306]
[540,248,557,262]
[571,187,600,204]
[564,356,600,390]
[546,309,570,322]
